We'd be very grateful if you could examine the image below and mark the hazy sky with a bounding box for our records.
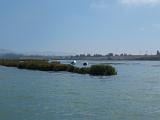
[1,0,160,55]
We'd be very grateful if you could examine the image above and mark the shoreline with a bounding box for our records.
[16,55,160,61]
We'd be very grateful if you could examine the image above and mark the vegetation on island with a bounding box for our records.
[0,59,117,76]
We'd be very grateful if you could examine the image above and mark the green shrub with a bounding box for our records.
[78,67,90,74]
[53,64,68,71]
[104,65,117,75]
[73,67,80,73]
[0,60,19,67]
[50,61,60,64]
[66,65,75,72]
[18,62,26,69]
[89,64,117,76]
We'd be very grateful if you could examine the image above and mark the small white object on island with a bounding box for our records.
[71,60,76,65]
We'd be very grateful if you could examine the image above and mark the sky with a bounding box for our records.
[1,0,160,55]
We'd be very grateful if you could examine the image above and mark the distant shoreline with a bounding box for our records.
[1,54,160,61]
[51,55,160,61]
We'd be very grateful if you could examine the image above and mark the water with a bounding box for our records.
[1,61,160,120]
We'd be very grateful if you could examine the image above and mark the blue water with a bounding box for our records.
[1,61,160,120]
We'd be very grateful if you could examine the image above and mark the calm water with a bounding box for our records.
[1,61,160,120]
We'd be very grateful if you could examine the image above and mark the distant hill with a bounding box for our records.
[24,51,75,56]
[0,49,13,55]
[0,49,75,59]
[0,49,23,59]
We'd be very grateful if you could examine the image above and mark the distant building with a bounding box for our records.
[157,50,160,56]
